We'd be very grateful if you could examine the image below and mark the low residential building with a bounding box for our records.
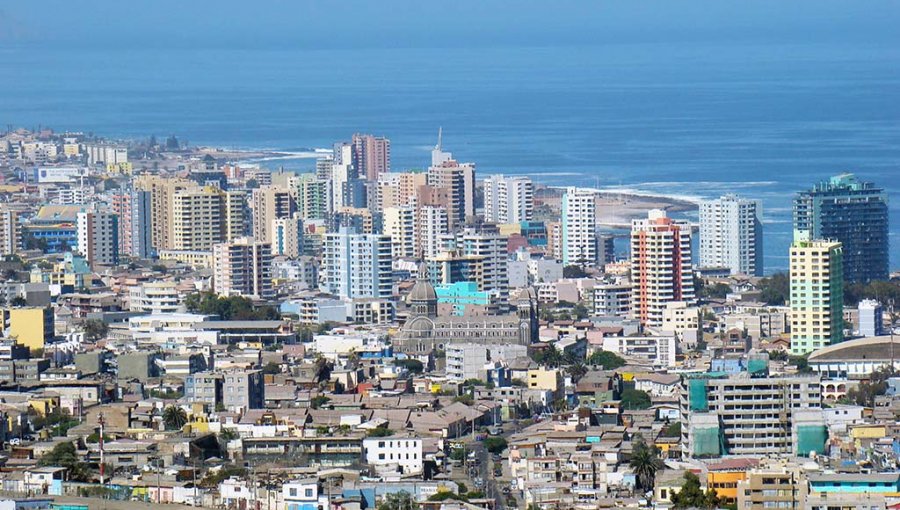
[363,434,424,475]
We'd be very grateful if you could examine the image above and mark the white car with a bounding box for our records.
[9,438,21,446]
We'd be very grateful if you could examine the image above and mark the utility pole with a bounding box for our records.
[98,413,105,487]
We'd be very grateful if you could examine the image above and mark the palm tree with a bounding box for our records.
[566,361,588,383]
[630,435,664,491]
[163,405,188,431]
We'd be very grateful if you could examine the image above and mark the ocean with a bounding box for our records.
[1,41,898,273]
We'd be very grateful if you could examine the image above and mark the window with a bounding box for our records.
[289,488,297,497]
[304,489,313,498]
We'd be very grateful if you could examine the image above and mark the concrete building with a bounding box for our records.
[363,435,423,475]
[417,206,449,259]
[793,173,888,283]
[184,371,223,406]
[288,173,329,221]
[561,187,596,267]
[171,186,246,251]
[222,368,264,411]
[445,343,528,382]
[321,227,393,300]
[600,335,676,368]
[352,133,391,181]
[699,194,763,276]
[134,175,195,252]
[737,465,807,510]
[857,299,883,337]
[592,284,631,317]
[213,237,274,300]
[129,281,182,314]
[0,205,22,256]
[112,189,153,258]
[789,239,844,355]
[384,206,417,259]
[271,214,304,258]
[630,209,696,328]
[427,158,475,229]
[483,175,533,224]
[251,185,294,244]
[681,374,826,458]
[76,210,119,268]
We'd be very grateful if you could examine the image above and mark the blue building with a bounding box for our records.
[793,173,889,283]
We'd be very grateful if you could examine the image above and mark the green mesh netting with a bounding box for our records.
[796,425,827,456]
[693,427,722,457]
[689,378,709,411]
[747,359,768,375]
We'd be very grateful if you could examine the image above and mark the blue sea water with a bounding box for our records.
[1,42,898,273]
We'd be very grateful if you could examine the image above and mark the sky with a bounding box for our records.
[2,1,900,50]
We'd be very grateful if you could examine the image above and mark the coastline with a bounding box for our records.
[206,145,700,228]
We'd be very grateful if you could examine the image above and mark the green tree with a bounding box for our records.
[572,302,590,320]
[629,435,663,491]
[261,362,281,375]
[845,365,898,407]
[671,471,722,509]
[82,319,109,341]
[162,405,188,430]
[483,436,508,454]
[563,265,589,278]
[39,442,92,481]
[700,282,732,300]
[620,389,652,410]
[310,395,331,409]
[378,490,418,510]
[366,427,395,437]
[757,273,789,306]
[587,350,626,370]
[395,358,424,373]
[663,421,682,437]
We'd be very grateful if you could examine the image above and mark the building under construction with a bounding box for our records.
[679,370,827,459]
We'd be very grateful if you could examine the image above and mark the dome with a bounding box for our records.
[408,262,437,303]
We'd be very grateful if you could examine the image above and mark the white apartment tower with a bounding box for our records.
[322,227,393,300]
[483,175,533,224]
[561,187,597,266]
[630,209,696,327]
[213,237,274,300]
[384,206,417,259]
[417,206,449,259]
[699,195,763,276]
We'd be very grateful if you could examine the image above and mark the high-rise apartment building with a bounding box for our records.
[561,187,596,267]
[112,189,153,259]
[134,175,194,252]
[630,209,696,327]
[699,194,763,276]
[0,205,22,256]
[251,185,295,244]
[271,214,304,258]
[213,237,274,300]
[789,239,844,355]
[793,173,888,283]
[322,227,393,300]
[76,210,119,268]
[384,206,417,259]
[426,138,475,229]
[352,133,391,181]
[483,175,534,224]
[171,187,246,251]
[376,172,427,211]
[417,206,449,259]
[288,174,329,221]
[857,299,883,337]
